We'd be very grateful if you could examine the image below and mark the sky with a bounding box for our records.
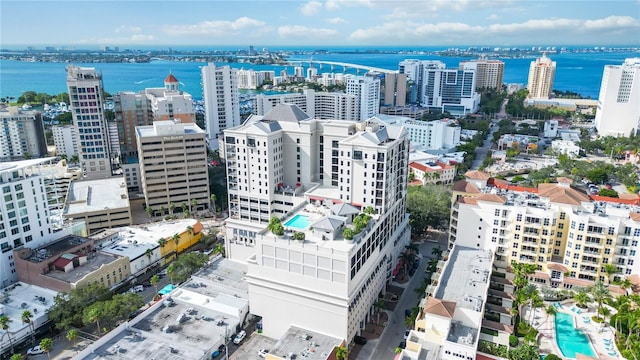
[1,0,639,48]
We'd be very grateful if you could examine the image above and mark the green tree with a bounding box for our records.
[39,338,53,360]
[0,314,15,354]
[590,280,611,321]
[335,346,348,360]
[191,199,198,212]
[157,237,167,251]
[508,343,538,360]
[10,355,25,360]
[172,233,181,256]
[574,289,590,308]
[544,355,562,360]
[536,305,556,330]
[48,282,112,329]
[169,202,176,216]
[210,194,217,213]
[145,248,153,264]
[213,243,225,257]
[373,300,385,325]
[406,184,452,235]
[145,206,153,219]
[598,189,619,198]
[66,328,78,349]
[150,274,160,299]
[268,216,284,236]
[21,310,35,345]
[83,304,104,336]
[586,168,608,184]
[603,264,619,284]
[431,247,443,259]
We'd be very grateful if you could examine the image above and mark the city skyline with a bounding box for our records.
[1,0,639,47]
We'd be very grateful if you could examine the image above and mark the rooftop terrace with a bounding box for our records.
[268,326,341,360]
[46,252,122,283]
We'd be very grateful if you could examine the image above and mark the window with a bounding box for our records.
[560,212,566,220]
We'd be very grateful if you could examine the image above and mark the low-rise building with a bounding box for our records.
[62,176,131,235]
[497,134,539,151]
[552,139,581,157]
[14,234,130,292]
[374,115,461,154]
[409,161,456,185]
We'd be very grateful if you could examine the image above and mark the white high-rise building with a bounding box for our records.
[52,125,78,158]
[222,103,411,343]
[0,159,62,287]
[594,58,640,137]
[0,107,47,160]
[399,60,445,104]
[346,75,380,120]
[422,67,480,116]
[201,63,241,150]
[373,115,461,152]
[255,89,358,120]
[527,53,556,99]
[66,65,113,179]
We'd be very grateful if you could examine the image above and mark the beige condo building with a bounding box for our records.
[459,58,505,90]
[450,172,639,290]
[526,53,556,99]
[136,120,210,217]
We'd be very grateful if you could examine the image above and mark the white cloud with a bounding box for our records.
[327,17,348,24]
[163,17,269,36]
[300,1,323,16]
[114,25,141,33]
[349,16,640,43]
[486,14,499,21]
[325,0,375,10]
[278,25,339,38]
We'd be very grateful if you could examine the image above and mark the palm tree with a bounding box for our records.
[431,247,443,259]
[66,329,78,349]
[423,171,434,184]
[172,233,181,256]
[145,248,153,265]
[21,310,35,345]
[620,277,632,295]
[400,252,414,275]
[405,243,419,255]
[145,206,153,219]
[210,194,217,213]
[335,346,348,360]
[373,300,385,325]
[39,338,53,360]
[0,314,15,354]
[574,289,590,308]
[590,280,611,321]
[529,294,544,325]
[427,258,438,273]
[169,202,176,217]
[191,199,198,212]
[603,264,619,284]
[213,243,225,257]
[186,225,194,236]
[166,264,176,284]
[157,237,167,252]
[536,305,557,330]
[150,274,160,299]
[159,206,166,217]
[183,209,191,219]
[83,306,103,336]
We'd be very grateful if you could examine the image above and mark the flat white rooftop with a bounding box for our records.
[64,176,129,215]
[435,246,492,312]
[0,157,58,174]
[269,326,342,360]
[97,219,200,260]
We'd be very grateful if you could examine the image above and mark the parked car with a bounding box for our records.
[405,309,412,317]
[398,341,406,349]
[404,330,410,340]
[129,285,144,293]
[258,349,269,357]
[27,345,45,355]
[354,335,367,345]
[233,330,246,344]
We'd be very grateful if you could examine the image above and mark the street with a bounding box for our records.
[358,232,448,360]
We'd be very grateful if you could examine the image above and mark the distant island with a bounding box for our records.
[1,46,637,64]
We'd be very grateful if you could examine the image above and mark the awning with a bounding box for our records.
[159,284,176,295]
[308,196,324,201]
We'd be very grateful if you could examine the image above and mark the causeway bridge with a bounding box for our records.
[287,59,398,74]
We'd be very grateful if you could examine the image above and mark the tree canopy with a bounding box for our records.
[406,184,451,236]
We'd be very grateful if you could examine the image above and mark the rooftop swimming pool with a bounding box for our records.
[284,214,312,230]
[555,311,595,358]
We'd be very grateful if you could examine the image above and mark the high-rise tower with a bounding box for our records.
[201,63,241,150]
[66,65,112,179]
[526,53,556,99]
[594,58,640,137]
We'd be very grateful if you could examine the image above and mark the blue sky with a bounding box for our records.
[1,0,639,48]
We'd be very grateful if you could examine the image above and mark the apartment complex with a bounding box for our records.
[594,58,640,137]
[527,53,556,99]
[0,106,47,160]
[409,160,457,185]
[346,75,381,120]
[459,58,505,90]
[374,115,461,153]
[112,74,196,161]
[423,66,480,116]
[136,121,210,216]
[450,173,640,286]
[66,65,112,179]
[52,124,78,158]
[0,158,79,287]
[255,89,358,121]
[222,104,411,343]
[201,63,241,150]
[237,68,275,89]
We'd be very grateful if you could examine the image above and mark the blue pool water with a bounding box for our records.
[555,312,596,358]
[284,215,312,230]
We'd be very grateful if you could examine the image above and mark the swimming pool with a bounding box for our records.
[555,311,596,358]
[284,214,312,230]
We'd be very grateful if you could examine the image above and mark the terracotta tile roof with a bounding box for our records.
[451,180,481,194]
[408,180,424,186]
[409,161,454,173]
[459,197,479,205]
[491,179,538,193]
[165,73,179,83]
[556,177,573,184]
[464,170,490,180]
[590,194,640,205]
[547,263,568,272]
[476,355,495,360]
[534,271,550,280]
[481,319,514,334]
[476,193,506,204]
[563,277,594,287]
[629,274,640,293]
[423,297,456,318]
[538,183,590,205]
